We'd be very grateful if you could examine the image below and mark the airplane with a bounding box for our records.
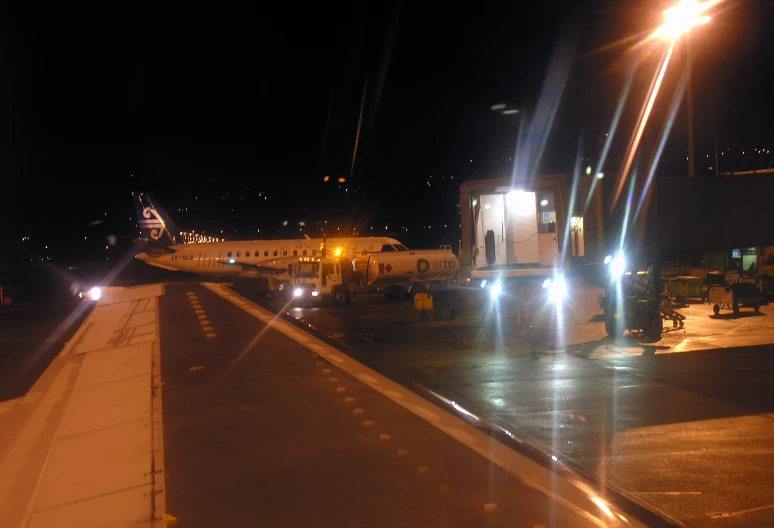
[132,192,414,282]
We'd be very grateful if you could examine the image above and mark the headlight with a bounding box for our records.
[311,291,319,297]
[480,279,487,289]
[490,281,502,299]
[543,277,567,303]
[88,287,102,301]
[293,288,303,298]
[610,254,625,280]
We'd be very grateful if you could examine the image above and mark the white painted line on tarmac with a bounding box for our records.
[200,282,645,528]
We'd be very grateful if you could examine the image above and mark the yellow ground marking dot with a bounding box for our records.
[379,434,390,441]
[203,326,213,332]
[397,449,408,457]
[195,309,205,315]
[362,421,374,427]
[329,377,338,382]
[344,397,355,404]
[206,333,216,339]
[310,353,318,359]
[199,320,210,326]
[353,408,364,416]
[186,292,196,296]
[417,466,429,474]
[483,504,498,512]
[189,366,204,372]
[439,484,452,493]
[322,368,331,375]
[336,387,346,393]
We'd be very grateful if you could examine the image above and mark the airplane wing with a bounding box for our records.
[219,259,288,277]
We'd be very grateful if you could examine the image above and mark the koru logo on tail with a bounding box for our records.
[139,207,165,241]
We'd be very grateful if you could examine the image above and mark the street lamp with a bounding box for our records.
[655,0,713,178]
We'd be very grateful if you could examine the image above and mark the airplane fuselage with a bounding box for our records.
[136,236,406,277]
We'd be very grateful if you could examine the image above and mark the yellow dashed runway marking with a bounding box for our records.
[199,320,210,326]
[189,366,205,372]
[344,397,355,404]
[203,326,214,332]
[336,387,346,393]
[353,408,364,416]
[417,465,429,474]
[362,421,374,427]
[197,315,207,320]
[195,309,205,315]
[206,333,217,339]
[397,449,409,457]
[379,434,390,441]
[329,377,338,382]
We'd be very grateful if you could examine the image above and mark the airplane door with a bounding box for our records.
[281,247,290,257]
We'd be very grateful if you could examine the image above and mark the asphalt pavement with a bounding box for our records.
[255,287,774,528]
[158,282,625,528]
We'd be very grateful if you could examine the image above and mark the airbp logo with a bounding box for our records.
[417,258,430,274]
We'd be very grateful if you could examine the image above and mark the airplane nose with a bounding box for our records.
[135,252,149,261]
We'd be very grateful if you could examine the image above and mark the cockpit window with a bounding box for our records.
[380,244,396,252]
[297,262,318,278]
[395,244,410,251]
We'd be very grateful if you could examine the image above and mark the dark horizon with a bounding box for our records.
[2,0,772,262]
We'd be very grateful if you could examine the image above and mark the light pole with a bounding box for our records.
[655,0,712,178]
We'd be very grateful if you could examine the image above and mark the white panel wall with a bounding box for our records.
[505,191,539,264]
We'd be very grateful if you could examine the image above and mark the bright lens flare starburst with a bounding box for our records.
[655,0,713,40]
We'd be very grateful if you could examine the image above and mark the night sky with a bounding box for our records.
[1,0,772,262]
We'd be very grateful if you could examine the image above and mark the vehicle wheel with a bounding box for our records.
[713,304,720,314]
[648,314,663,338]
[733,303,740,315]
[605,313,623,337]
[672,319,678,327]
[332,289,348,306]
[754,304,760,313]
[420,309,428,321]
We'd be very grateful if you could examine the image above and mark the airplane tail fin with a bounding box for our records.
[133,192,182,246]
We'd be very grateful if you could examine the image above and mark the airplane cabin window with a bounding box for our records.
[293,250,298,256]
[380,244,396,252]
[303,249,307,256]
[227,251,232,257]
[237,251,241,257]
[312,249,316,255]
[264,250,268,257]
[273,250,278,257]
[283,250,288,256]
[246,251,250,257]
